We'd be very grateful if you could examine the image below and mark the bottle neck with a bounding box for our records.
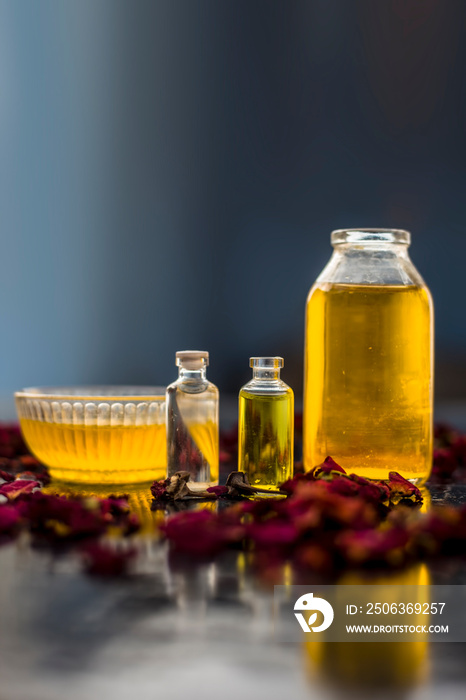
[178,366,207,381]
[333,242,410,256]
[330,229,411,264]
[252,368,281,381]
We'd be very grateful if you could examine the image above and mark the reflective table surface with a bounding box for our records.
[1,482,466,700]
[1,396,465,700]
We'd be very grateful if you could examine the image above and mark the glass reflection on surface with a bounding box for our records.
[43,481,163,535]
[304,564,431,693]
[419,486,432,513]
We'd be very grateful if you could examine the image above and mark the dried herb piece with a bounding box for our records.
[151,472,219,502]
[151,470,287,506]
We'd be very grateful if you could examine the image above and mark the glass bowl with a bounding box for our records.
[15,386,166,485]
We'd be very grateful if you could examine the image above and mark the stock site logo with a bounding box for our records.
[294,592,334,633]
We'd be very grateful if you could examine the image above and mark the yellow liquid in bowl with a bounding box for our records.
[20,419,166,484]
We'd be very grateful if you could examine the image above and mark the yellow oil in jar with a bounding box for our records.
[19,419,166,484]
[304,284,433,483]
[238,391,294,490]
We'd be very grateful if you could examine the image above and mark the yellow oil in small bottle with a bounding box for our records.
[304,283,433,482]
[20,419,166,484]
[238,357,294,490]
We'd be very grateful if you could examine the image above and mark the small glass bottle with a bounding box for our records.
[166,351,219,490]
[238,357,294,490]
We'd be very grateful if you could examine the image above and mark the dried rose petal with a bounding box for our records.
[161,511,224,557]
[327,474,390,508]
[80,542,136,576]
[0,445,14,459]
[247,521,300,549]
[0,479,40,500]
[18,492,106,540]
[17,455,41,469]
[0,471,15,483]
[294,542,334,572]
[206,485,229,496]
[151,478,170,500]
[161,509,245,557]
[0,504,22,536]
[337,527,410,566]
[387,472,422,504]
[125,513,141,535]
[99,496,130,517]
[314,456,347,476]
[279,472,315,495]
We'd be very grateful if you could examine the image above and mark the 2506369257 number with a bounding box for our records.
[365,602,446,615]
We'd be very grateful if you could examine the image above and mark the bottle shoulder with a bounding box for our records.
[311,248,429,289]
[167,379,219,397]
[239,380,293,398]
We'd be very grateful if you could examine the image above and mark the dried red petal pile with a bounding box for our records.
[0,504,22,538]
[162,508,246,557]
[0,425,51,483]
[160,457,466,573]
[0,425,140,574]
[1,479,139,533]
[2,421,466,578]
[0,474,139,575]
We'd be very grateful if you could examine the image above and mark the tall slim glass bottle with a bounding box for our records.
[303,229,434,484]
[238,357,294,490]
[166,351,219,490]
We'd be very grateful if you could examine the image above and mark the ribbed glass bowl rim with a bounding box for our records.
[15,386,166,402]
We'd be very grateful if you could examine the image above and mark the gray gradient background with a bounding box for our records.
[1,0,465,399]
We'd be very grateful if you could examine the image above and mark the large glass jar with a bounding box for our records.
[303,229,434,484]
